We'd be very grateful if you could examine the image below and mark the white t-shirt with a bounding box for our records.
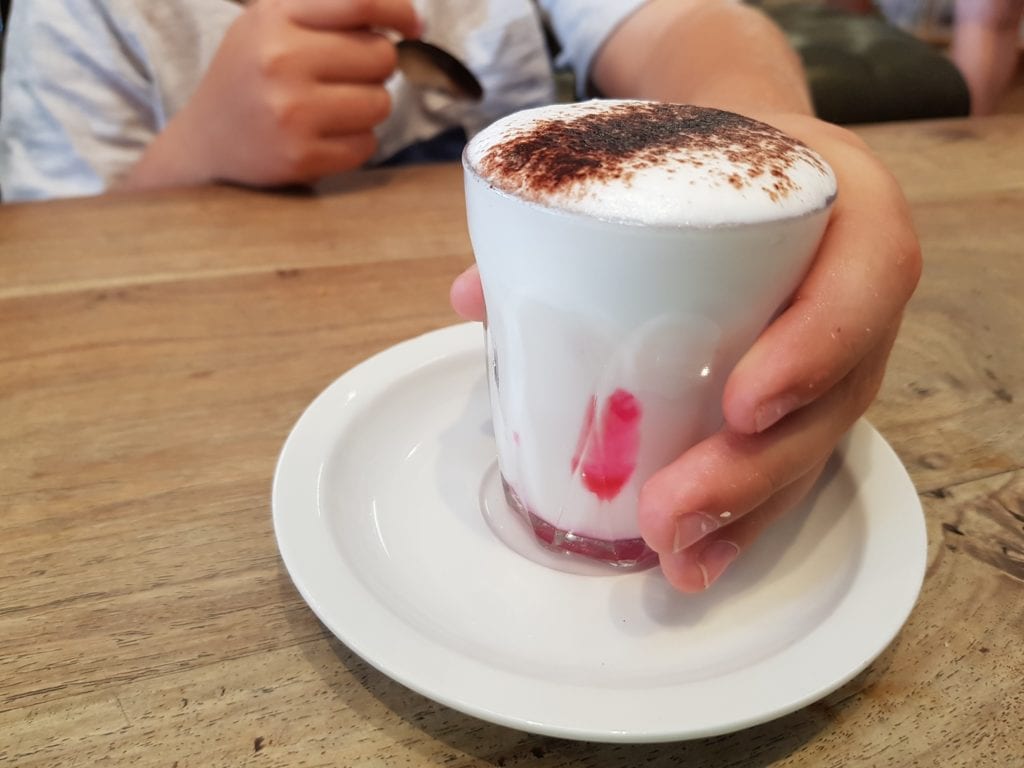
[0,0,647,201]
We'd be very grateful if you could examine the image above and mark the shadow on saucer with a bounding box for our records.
[618,455,845,631]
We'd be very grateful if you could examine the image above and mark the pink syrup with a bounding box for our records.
[572,388,642,500]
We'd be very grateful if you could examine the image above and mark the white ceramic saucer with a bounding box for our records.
[272,323,927,743]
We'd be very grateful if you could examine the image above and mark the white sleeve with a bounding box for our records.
[537,0,650,97]
[0,0,157,202]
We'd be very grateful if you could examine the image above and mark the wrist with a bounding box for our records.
[116,106,218,193]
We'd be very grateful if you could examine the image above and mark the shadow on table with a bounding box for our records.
[297,625,884,767]
[223,167,401,200]
[314,167,403,198]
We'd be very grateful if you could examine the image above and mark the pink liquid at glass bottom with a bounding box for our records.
[501,475,658,570]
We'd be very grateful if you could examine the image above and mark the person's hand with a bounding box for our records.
[123,0,420,190]
[450,114,921,592]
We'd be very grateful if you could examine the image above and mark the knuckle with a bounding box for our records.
[268,91,301,130]
[257,43,295,80]
[266,97,319,175]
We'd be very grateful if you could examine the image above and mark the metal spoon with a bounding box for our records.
[395,39,484,102]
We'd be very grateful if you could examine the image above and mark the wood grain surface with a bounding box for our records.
[1,116,1022,767]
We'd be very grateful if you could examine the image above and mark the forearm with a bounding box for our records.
[592,0,813,117]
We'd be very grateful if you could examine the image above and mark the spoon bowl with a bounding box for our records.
[396,39,484,102]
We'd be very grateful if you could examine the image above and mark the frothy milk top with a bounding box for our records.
[465,100,837,227]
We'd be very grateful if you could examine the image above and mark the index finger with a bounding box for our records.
[450,264,486,321]
[286,0,421,39]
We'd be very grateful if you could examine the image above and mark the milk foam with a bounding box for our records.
[465,100,837,227]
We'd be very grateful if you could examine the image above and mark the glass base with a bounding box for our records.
[478,462,657,573]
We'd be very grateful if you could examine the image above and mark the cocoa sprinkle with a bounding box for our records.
[478,102,826,204]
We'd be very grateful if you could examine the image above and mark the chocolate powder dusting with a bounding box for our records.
[478,103,826,204]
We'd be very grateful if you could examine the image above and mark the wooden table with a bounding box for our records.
[2,115,1021,767]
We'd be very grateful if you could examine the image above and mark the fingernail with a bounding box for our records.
[698,540,740,588]
[673,512,720,553]
[753,395,800,432]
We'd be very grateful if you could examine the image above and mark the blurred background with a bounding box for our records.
[752,0,1024,120]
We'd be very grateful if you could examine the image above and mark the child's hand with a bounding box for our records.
[639,115,922,591]
[451,116,922,592]
[123,0,420,189]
